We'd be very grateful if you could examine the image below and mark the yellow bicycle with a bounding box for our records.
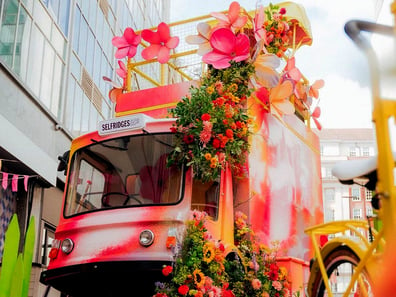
[305,11,396,297]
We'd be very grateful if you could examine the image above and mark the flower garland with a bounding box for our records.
[229,212,290,297]
[153,211,290,297]
[167,62,255,182]
[153,211,232,297]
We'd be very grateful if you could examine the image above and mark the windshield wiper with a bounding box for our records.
[90,139,128,151]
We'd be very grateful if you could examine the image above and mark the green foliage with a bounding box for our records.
[0,215,36,297]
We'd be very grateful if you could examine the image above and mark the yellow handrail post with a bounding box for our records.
[126,58,132,92]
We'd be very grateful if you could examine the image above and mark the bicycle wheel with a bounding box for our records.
[310,246,373,297]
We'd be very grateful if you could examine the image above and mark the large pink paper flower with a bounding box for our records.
[112,27,141,59]
[211,1,247,32]
[202,28,250,69]
[141,22,180,64]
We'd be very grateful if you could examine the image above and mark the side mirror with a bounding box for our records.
[57,150,70,175]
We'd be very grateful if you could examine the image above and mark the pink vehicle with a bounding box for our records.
[40,82,323,296]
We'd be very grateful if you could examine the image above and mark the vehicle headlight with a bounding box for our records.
[61,238,74,254]
[139,229,154,247]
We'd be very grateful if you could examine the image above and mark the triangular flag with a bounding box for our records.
[2,172,8,190]
[11,175,18,192]
[24,175,29,191]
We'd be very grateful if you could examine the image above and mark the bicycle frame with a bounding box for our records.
[305,17,396,297]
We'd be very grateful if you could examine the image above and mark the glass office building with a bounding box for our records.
[0,0,170,295]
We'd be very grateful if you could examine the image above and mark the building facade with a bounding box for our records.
[318,129,376,226]
[0,0,171,296]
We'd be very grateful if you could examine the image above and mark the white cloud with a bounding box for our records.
[318,74,373,129]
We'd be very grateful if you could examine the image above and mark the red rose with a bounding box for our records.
[225,129,233,138]
[201,113,211,121]
[212,138,220,148]
[170,127,177,133]
[162,265,173,276]
[178,285,189,295]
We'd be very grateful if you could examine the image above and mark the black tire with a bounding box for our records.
[310,246,373,297]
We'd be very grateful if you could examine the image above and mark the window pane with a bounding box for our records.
[40,41,54,108]
[41,225,55,266]
[64,76,75,132]
[58,0,70,36]
[33,1,51,39]
[85,28,94,74]
[89,104,97,132]
[64,134,182,216]
[72,86,82,135]
[93,42,102,86]
[50,24,65,58]
[0,0,18,68]
[51,55,63,116]
[70,52,81,80]
[72,7,80,52]
[14,5,31,79]
[81,93,90,133]
[26,25,44,96]
[78,17,88,64]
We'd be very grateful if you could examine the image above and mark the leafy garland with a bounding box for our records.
[167,62,255,182]
[153,211,290,297]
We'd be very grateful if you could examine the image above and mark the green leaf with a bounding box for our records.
[22,217,35,297]
[9,254,23,297]
[0,214,20,297]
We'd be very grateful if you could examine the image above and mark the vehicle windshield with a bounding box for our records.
[64,133,183,217]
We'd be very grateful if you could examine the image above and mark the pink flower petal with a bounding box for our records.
[203,51,228,64]
[115,47,129,59]
[112,36,128,48]
[141,44,161,60]
[312,106,321,118]
[158,22,171,42]
[233,33,250,59]
[127,46,138,58]
[313,117,322,130]
[288,68,302,81]
[228,2,241,23]
[141,29,161,44]
[124,27,141,46]
[186,35,207,44]
[116,68,126,79]
[166,36,179,49]
[203,52,231,69]
[197,43,212,56]
[232,16,248,29]
[197,22,211,39]
[274,100,295,115]
[210,28,235,54]
[157,46,171,64]
[210,11,229,23]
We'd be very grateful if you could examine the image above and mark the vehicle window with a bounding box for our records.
[64,133,183,217]
[191,180,219,220]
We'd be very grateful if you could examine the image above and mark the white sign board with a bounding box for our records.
[98,114,147,136]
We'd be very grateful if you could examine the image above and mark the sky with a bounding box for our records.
[169,0,394,130]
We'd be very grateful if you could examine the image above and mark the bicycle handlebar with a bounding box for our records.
[344,20,393,52]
